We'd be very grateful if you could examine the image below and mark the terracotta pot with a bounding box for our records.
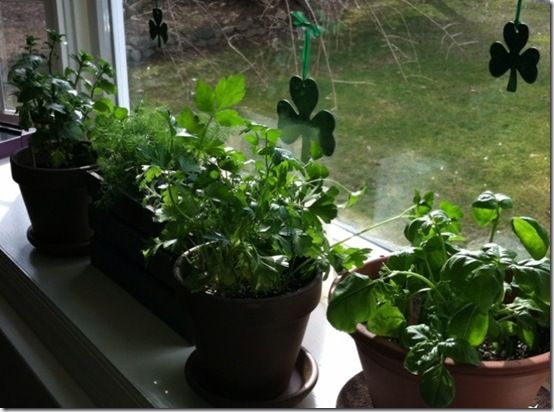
[349,257,550,408]
[175,259,321,401]
[10,147,95,256]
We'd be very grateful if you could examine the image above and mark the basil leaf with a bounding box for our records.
[438,338,480,366]
[400,324,439,348]
[510,258,550,304]
[511,217,549,260]
[471,191,499,227]
[366,303,406,338]
[404,341,439,374]
[420,363,455,408]
[447,303,488,346]
[327,273,373,332]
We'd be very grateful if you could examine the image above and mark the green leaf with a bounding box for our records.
[327,273,373,332]
[400,324,439,349]
[243,133,258,146]
[437,338,481,366]
[176,107,201,133]
[510,258,550,304]
[420,363,455,408]
[346,188,366,208]
[440,201,463,220]
[215,109,245,126]
[472,191,498,227]
[306,162,329,179]
[308,191,338,223]
[404,341,439,374]
[447,303,489,346]
[366,303,406,338]
[194,79,215,113]
[511,217,549,259]
[519,327,536,349]
[113,106,128,120]
[93,98,113,113]
[214,75,245,109]
[96,78,116,95]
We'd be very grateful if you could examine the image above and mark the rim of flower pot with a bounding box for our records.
[353,324,550,375]
[10,146,96,172]
[173,253,322,304]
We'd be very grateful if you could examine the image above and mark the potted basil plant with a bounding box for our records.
[327,190,550,408]
[8,30,116,255]
[139,76,367,406]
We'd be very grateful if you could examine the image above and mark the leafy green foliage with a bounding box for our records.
[327,190,550,407]
[511,217,550,259]
[140,76,366,297]
[90,106,174,204]
[8,30,116,168]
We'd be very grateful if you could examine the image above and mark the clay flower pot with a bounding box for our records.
[175,257,322,404]
[10,147,95,256]
[349,257,550,408]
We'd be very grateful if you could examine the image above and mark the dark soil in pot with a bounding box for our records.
[10,147,95,256]
[175,262,322,402]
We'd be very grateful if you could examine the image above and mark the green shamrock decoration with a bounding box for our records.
[149,2,168,48]
[276,11,335,162]
[277,76,335,162]
[489,21,539,92]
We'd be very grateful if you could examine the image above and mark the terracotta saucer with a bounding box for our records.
[336,372,551,408]
[185,346,318,408]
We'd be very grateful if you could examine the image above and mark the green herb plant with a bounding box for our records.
[140,75,368,297]
[8,30,116,168]
[327,190,550,407]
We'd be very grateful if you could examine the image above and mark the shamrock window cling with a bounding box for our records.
[149,0,168,48]
[277,11,336,163]
[489,0,540,92]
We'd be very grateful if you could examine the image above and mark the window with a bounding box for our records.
[4,0,551,251]
[0,0,49,113]
[119,0,549,251]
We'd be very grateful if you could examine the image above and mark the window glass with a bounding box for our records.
[0,0,48,111]
[123,0,550,251]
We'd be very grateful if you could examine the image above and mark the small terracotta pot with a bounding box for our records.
[10,147,95,256]
[349,257,550,408]
[175,258,322,401]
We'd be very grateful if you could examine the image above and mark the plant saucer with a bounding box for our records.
[27,227,90,257]
[185,346,318,408]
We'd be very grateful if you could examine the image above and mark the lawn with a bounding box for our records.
[128,0,550,251]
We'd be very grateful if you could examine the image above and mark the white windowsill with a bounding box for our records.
[0,156,388,408]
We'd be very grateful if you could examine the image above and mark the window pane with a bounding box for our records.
[0,0,48,111]
[123,0,550,251]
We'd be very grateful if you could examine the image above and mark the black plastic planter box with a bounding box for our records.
[87,171,193,341]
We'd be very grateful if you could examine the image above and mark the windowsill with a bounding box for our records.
[0,157,387,407]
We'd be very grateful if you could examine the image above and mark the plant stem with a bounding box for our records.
[489,217,499,243]
[383,270,436,289]
[331,205,414,247]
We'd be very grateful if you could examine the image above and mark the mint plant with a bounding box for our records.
[140,75,367,297]
[8,30,116,168]
[327,191,550,407]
